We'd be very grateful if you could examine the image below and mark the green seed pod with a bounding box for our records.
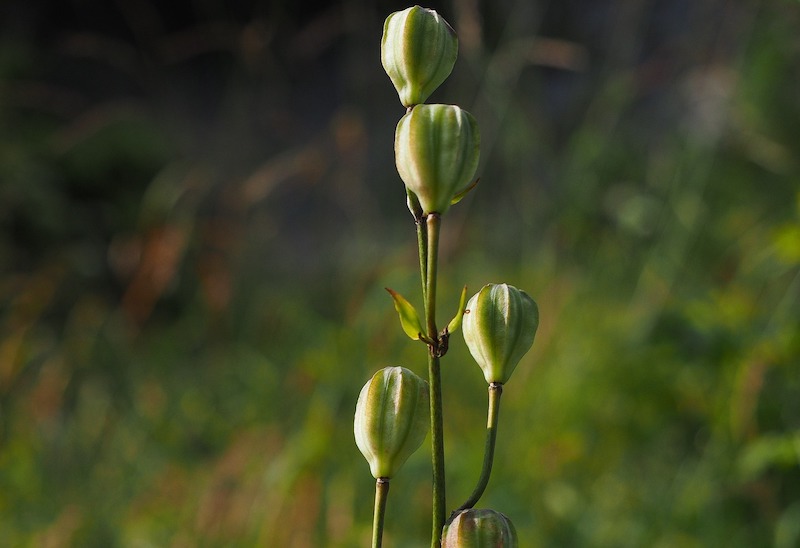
[463,284,539,384]
[381,6,458,107]
[395,104,480,216]
[354,366,430,479]
[442,509,519,547]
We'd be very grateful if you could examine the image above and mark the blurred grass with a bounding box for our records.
[1,0,799,546]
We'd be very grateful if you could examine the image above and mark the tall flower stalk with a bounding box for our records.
[355,6,540,547]
[422,211,446,543]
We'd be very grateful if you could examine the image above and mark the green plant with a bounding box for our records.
[354,7,539,547]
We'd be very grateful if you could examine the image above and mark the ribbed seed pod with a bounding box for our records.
[462,284,539,384]
[442,509,519,547]
[381,6,458,107]
[354,366,430,479]
[395,104,480,216]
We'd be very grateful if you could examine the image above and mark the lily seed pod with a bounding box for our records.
[381,6,458,107]
[354,366,430,479]
[395,104,480,215]
[442,509,519,547]
[463,284,539,384]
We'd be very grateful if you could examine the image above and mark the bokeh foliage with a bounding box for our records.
[1,0,798,546]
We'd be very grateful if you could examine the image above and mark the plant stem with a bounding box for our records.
[372,478,390,548]
[428,353,445,546]
[424,214,440,337]
[422,213,446,546]
[416,217,428,303]
[453,382,503,515]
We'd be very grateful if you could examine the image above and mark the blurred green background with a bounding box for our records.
[1,0,799,546]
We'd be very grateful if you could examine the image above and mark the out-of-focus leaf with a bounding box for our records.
[737,431,800,481]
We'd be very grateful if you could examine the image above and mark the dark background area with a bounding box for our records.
[1,0,799,546]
